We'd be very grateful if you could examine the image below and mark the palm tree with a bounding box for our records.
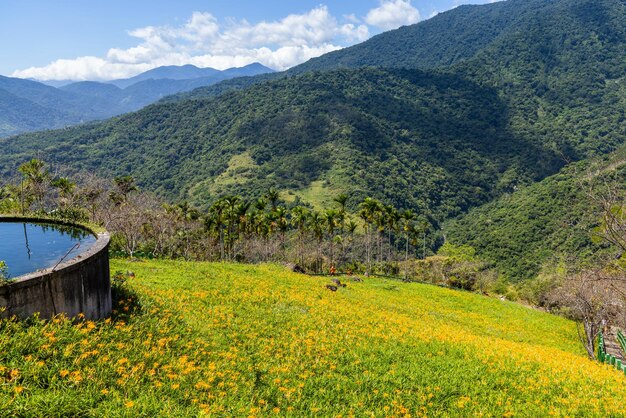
[234,201,251,260]
[345,219,358,266]
[222,196,241,260]
[291,206,309,267]
[18,159,49,212]
[208,199,228,260]
[418,220,431,259]
[373,201,387,263]
[333,194,348,264]
[324,209,339,268]
[274,207,289,259]
[172,201,200,260]
[333,193,348,231]
[359,198,379,273]
[401,209,417,265]
[51,177,76,209]
[265,188,280,211]
[113,175,137,200]
[308,211,325,273]
[385,204,401,263]
[254,197,267,212]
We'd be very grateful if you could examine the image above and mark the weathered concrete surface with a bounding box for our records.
[0,219,111,320]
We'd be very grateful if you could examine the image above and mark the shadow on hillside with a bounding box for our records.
[110,270,143,321]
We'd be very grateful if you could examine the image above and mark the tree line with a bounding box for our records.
[0,160,433,275]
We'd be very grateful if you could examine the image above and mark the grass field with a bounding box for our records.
[280,180,343,212]
[1,260,626,417]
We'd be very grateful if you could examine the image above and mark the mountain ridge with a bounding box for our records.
[0,63,274,137]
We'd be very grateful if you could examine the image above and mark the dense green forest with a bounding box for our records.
[0,68,561,223]
[177,0,626,159]
[447,147,626,281]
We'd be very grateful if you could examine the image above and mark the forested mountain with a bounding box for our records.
[0,88,75,136]
[177,0,626,160]
[446,146,626,281]
[0,68,559,220]
[0,75,115,137]
[174,0,534,101]
[1,0,625,257]
[0,63,273,137]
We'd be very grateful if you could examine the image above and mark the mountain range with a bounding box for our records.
[0,63,273,137]
[1,0,625,280]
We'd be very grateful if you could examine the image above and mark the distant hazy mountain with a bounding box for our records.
[61,63,275,113]
[36,80,75,88]
[0,63,274,137]
[109,64,222,89]
[0,75,117,137]
[0,88,73,135]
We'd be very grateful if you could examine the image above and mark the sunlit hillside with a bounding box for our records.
[1,260,625,416]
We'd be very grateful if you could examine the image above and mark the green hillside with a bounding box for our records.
[0,88,74,137]
[179,0,626,160]
[447,147,626,281]
[1,260,625,416]
[0,68,560,220]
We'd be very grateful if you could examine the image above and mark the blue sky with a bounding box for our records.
[0,0,496,80]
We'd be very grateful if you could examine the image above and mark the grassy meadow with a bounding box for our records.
[1,260,626,417]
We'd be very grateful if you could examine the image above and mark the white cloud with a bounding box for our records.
[365,0,421,31]
[344,13,361,24]
[12,7,370,81]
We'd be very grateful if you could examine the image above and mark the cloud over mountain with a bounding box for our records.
[365,0,421,30]
[12,6,372,81]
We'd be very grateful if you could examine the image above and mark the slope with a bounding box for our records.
[177,0,626,160]
[0,64,274,137]
[174,0,530,102]
[446,146,626,281]
[0,88,73,137]
[2,0,624,228]
[0,68,560,220]
[2,259,625,416]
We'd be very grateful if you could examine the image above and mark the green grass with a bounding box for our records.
[280,180,343,211]
[188,152,259,200]
[1,259,626,417]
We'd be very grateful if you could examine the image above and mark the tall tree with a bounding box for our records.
[18,159,49,212]
[291,206,309,267]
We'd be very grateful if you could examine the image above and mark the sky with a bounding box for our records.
[0,0,497,81]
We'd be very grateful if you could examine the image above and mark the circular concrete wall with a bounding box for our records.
[0,217,111,320]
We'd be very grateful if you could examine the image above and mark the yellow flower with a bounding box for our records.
[59,370,70,378]
[125,400,135,408]
[14,386,24,394]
